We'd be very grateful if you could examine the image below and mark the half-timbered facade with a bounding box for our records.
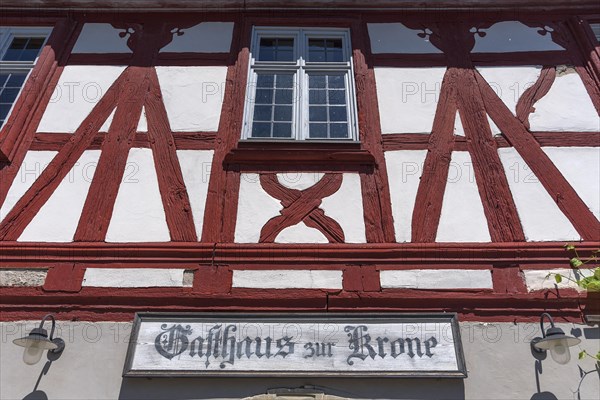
[1,1,599,399]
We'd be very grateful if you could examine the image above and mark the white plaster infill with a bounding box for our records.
[523,268,587,292]
[380,269,493,290]
[82,268,187,288]
[232,270,343,289]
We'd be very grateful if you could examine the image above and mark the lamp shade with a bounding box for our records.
[533,326,581,365]
[13,328,59,365]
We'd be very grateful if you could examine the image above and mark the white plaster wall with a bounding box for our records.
[18,150,101,242]
[37,66,126,133]
[100,108,148,133]
[2,321,598,400]
[498,148,580,241]
[234,173,283,243]
[276,172,324,191]
[384,150,427,243]
[523,268,588,292]
[275,222,329,244]
[155,66,227,132]
[0,151,57,222]
[232,270,343,289]
[367,23,442,54]
[476,66,542,115]
[82,268,186,288]
[176,150,214,241]
[105,148,170,242]
[542,147,600,220]
[161,22,234,53]
[476,66,542,135]
[529,72,600,132]
[380,269,493,289]
[72,23,131,53]
[436,151,491,243]
[472,22,565,53]
[374,67,446,134]
[454,111,465,136]
[320,173,366,243]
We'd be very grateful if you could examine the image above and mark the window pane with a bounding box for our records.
[276,74,294,88]
[308,39,327,62]
[0,88,20,103]
[328,75,345,89]
[329,90,346,105]
[306,72,351,139]
[309,106,327,122]
[3,37,44,61]
[251,73,295,138]
[7,73,27,87]
[309,51,326,62]
[330,123,349,138]
[326,39,344,62]
[275,89,293,104]
[26,38,45,49]
[274,106,292,122]
[252,122,271,137]
[308,38,344,62]
[0,104,11,124]
[258,38,294,62]
[253,105,272,121]
[309,75,326,89]
[255,89,273,104]
[273,123,292,138]
[309,123,328,138]
[0,72,28,127]
[329,106,347,122]
[256,74,274,88]
[309,90,327,104]
[9,38,28,49]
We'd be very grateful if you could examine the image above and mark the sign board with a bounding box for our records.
[123,313,467,378]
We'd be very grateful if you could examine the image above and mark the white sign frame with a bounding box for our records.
[123,312,467,378]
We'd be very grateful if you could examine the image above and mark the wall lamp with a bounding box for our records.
[12,314,65,365]
[531,312,581,364]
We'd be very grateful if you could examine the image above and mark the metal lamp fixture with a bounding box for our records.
[12,314,65,365]
[532,312,581,365]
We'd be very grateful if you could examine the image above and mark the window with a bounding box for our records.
[0,27,51,127]
[590,23,600,43]
[242,27,358,141]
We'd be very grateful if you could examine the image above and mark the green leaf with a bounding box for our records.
[579,351,585,360]
[554,274,563,283]
[594,268,600,280]
[565,244,576,251]
[570,257,584,268]
[585,280,600,292]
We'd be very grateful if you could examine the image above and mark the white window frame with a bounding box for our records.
[241,26,359,142]
[0,27,52,127]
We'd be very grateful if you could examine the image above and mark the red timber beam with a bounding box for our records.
[351,20,396,243]
[407,22,524,242]
[0,64,123,240]
[0,22,201,242]
[74,22,198,241]
[0,18,78,164]
[259,173,345,243]
[143,68,197,241]
[0,18,80,208]
[409,66,458,242]
[201,17,248,243]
